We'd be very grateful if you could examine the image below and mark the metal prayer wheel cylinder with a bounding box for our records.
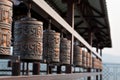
[89,53,92,68]
[86,52,89,68]
[96,59,98,69]
[82,50,86,68]
[95,59,97,69]
[100,61,102,70]
[14,17,43,61]
[97,59,100,69]
[92,57,95,69]
[0,0,12,55]
[95,58,98,69]
[43,30,60,63]
[73,45,82,66]
[60,38,71,65]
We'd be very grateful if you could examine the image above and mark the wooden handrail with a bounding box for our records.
[0,72,102,80]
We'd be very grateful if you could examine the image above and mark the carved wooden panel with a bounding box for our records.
[60,38,71,65]
[0,0,12,55]
[43,30,60,63]
[14,17,43,61]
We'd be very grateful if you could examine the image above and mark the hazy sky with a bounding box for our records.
[103,0,120,56]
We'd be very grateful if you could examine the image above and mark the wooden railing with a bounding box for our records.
[0,72,102,80]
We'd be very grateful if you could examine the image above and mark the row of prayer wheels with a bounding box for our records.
[43,32,71,65]
[0,0,102,69]
[74,47,102,69]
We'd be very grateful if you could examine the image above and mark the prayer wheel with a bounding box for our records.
[82,50,86,68]
[97,59,101,69]
[60,38,71,65]
[86,52,89,68]
[73,45,82,66]
[92,57,95,69]
[0,0,12,55]
[100,60,102,70]
[43,30,60,63]
[89,53,92,68]
[94,58,98,69]
[14,17,43,61]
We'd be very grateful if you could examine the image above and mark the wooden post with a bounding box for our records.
[64,0,74,73]
[26,62,29,75]
[100,71,102,80]
[33,62,40,75]
[57,65,61,74]
[96,44,99,80]
[47,64,52,74]
[100,49,102,57]
[87,32,93,80]
[12,62,20,76]
[100,49,103,80]
[22,62,25,75]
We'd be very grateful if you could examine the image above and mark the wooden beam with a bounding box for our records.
[46,0,64,15]
[0,55,20,61]
[75,15,104,18]
[0,72,102,80]
[75,20,84,28]
[85,15,104,18]
[87,31,93,80]
[93,19,106,28]
[83,0,104,16]
[65,0,75,73]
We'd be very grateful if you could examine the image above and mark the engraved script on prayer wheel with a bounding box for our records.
[0,0,12,55]
[73,45,82,66]
[60,38,71,65]
[43,30,60,63]
[14,17,43,61]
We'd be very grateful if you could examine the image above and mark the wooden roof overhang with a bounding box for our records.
[43,0,112,48]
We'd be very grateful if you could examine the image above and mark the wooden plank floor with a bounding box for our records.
[0,72,102,80]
